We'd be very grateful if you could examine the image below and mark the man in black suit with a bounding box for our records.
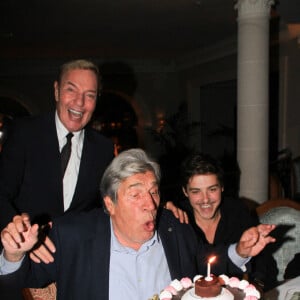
[0,58,113,232]
[0,59,114,298]
[0,149,276,300]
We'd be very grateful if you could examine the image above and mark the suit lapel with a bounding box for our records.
[69,128,92,209]
[158,211,182,278]
[90,213,111,299]
[42,113,64,212]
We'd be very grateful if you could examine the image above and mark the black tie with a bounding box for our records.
[61,132,73,177]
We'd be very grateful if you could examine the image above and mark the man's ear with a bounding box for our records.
[54,81,59,102]
[182,187,188,197]
[103,196,115,214]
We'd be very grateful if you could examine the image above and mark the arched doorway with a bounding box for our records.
[0,97,31,151]
[91,91,138,155]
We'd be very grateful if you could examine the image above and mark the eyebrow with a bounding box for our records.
[189,183,220,190]
[64,81,97,93]
[127,181,158,190]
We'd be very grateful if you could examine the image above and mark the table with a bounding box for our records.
[264,276,300,300]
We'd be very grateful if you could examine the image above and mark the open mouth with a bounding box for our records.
[68,108,83,118]
[200,203,214,210]
[144,220,155,232]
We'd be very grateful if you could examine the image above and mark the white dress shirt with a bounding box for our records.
[55,112,84,211]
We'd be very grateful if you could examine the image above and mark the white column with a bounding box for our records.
[235,0,274,203]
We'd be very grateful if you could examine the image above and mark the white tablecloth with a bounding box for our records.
[264,276,300,300]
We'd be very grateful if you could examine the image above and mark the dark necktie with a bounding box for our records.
[61,132,73,177]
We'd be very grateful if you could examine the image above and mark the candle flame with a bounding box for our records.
[208,256,216,264]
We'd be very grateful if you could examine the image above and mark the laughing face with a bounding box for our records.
[104,171,160,250]
[54,68,98,132]
[183,174,223,221]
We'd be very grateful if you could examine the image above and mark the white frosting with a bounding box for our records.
[193,274,203,282]
[181,287,234,300]
[159,275,260,300]
[219,274,230,285]
[170,279,183,291]
[159,290,172,299]
[238,279,250,290]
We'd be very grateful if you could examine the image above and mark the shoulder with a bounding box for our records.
[84,126,114,151]
[2,113,54,150]
[158,208,197,240]
[9,113,54,136]
[51,209,109,238]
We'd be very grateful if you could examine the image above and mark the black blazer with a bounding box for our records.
[0,209,244,300]
[0,112,114,229]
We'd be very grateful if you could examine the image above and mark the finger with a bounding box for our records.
[258,224,276,237]
[43,236,56,253]
[29,251,41,263]
[6,222,24,243]
[171,207,179,219]
[178,210,188,224]
[183,212,189,224]
[31,243,54,264]
[177,209,185,223]
[1,229,21,249]
[12,215,28,234]
[20,213,32,230]
[29,224,40,240]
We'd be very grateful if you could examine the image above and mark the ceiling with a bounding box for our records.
[0,0,300,60]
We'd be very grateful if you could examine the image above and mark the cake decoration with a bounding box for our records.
[156,274,261,300]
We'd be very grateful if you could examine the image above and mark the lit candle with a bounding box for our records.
[206,256,216,281]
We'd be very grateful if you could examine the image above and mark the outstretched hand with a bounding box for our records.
[236,224,276,258]
[1,213,39,262]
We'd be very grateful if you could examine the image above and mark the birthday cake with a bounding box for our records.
[154,274,260,300]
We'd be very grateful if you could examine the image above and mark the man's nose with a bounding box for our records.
[201,191,209,202]
[144,192,157,210]
[75,92,85,106]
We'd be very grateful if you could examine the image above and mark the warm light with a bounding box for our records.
[208,256,216,264]
[206,256,216,281]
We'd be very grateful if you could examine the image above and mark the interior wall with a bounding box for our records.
[178,52,237,155]
[0,58,182,158]
[279,38,300,158]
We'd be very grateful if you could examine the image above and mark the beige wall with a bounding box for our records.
[279,38,300,158]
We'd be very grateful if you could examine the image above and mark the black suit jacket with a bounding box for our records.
[0,209,244,300]
[0,112,114,230]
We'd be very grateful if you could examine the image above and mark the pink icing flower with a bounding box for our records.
[244,284,260,298]
[170,279,183,291]
[228,277,240,288]
[244,296,258,300]
[159,290,172,300]
[164,285,177,295]
[180,277,192,289]
[238,279,249,290]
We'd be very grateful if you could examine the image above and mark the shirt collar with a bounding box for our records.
[55,111,84,146]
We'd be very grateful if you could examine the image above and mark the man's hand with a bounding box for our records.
[29,225,56,264]
[164,201,189,224]
[236,224,276,258]
[1,213,39,262]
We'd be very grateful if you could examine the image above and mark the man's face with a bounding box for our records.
[104,171,160,250]
[54,69,98,132]
[183,174,223,221]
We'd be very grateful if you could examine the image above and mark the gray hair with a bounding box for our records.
[57,59,101,92]
[100,148,161,206]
